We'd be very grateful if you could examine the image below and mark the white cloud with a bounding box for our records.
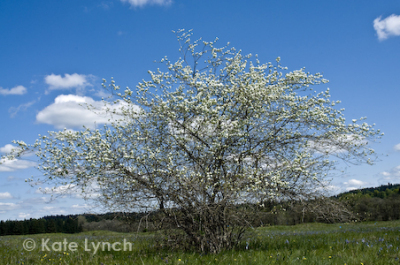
[0,158,36,172]
[344,179,368,186]
[0,144,21,154]
[0,202,18,211]
[0,192,12,199]
[36,94,138,129]
[343,179,369,191]
[37,182,101,200]
[325,184,340,193]
[99,1,113,9]
[20,196,51,205]
[120,0,172,8]
[379,165,400,184]
[46,209,67,215]
[18,212,30,219]
[9,100,36,118]
[45,73,91,92]
[307,134,364,155]
[7,176,17,182]
[72,203,91,209]
[394,143,400,151]
[0,85,27,96]
[374,14,400,41]
[36,184,77,195]
[315,182,341,195]
[94,89,111,98]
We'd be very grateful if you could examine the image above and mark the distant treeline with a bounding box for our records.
[0,212,149,236]
[336,183,400,222]
[0,215,82,236]
[1,184,400,236]
[261,183,400,226]
[335,183,400,199]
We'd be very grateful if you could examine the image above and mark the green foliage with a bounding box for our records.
[336,183,400,222]
[0,217,81,236]
[1,221,400,264]
[336,183,400,198]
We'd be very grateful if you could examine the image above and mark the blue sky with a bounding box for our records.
[1,0,400,221]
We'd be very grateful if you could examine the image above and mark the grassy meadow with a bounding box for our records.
[0,220,399,264]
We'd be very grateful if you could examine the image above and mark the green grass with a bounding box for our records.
[1,220,400,264]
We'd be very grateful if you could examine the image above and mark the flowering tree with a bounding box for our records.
[3,30,382,253]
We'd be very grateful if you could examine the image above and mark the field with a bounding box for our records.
[0,220,399,264]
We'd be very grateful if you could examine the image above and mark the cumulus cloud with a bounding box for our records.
[72,203,91,209]
[18,212,30,219]
[343,179,369,191]
[0,158,36,172]
[120,0,172,8]
[394,143,400,151]
[379,165,400,184]
[0,146,34,174]
[306,134,364,155]
[37,182,100,199]
[0,192,12,199]
[45,209,67,215]
[0,85,27,96]
[0,202,18,211]
[38,205,92,217]
[325,184,341,193]
[36,184,77,196]
[374,14,400,41]
[36,94,138,129]
[0,144,21,154]
[45,73,91,93]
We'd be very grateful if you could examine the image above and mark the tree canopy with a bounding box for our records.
[2,29,382,253]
